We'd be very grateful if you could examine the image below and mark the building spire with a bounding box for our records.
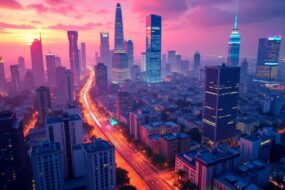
[234,0,239,29]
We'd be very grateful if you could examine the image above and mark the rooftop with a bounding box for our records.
[82,138,113,153]
[32,141,61,156]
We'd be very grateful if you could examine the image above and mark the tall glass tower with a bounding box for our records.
[255,36,282,82]
[30,38,45,87]
[227,14,240,67]
[146,14,162,83]
[67,31,80,83]
[114,3,124,50]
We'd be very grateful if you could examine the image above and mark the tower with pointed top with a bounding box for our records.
[227,12,240,67]
[114,3,124,50]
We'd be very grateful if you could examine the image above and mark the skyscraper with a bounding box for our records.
[114,3,124,50]
[227,14,240,66]
[140,52,146,71]
[193,51,201,78]
[112,50,129,83]
[100,32,111,79]
[55,56,61,67]
[10,64,21,94]
[64,69,75,103]
[116,91,134,120]
[95,63,108,95]
[146,14,162,83]
[168,50,176,72]
[202,64,240,145]
[24,70,34,91]
[67,31,80,83]
[81,42,86,74]
[36,86,52,124]
[0,110,30,190]
[130,65,141,81]
[0,57,6,93]
[30,38,45,86]
[31,141,64,190]
[46,53,56,89]
[55,66,66,93]
[18,56,26,81]
[124,39,134,68]
[255,36,282,81]
[83,138,116,190]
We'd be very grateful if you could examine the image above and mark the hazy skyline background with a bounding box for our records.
[0,0,285,70]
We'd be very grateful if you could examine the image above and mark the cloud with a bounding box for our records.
[0,22,35,29]
[95,9,109,14]
[48,22,103,31]
[27,2,75,15]
[0,0,23,9]
[27,4,49,14]
[30,20,42,25]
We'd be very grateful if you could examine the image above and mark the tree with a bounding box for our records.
[174,169,198,190]
[119,185,137,190]
[116,167,130,188]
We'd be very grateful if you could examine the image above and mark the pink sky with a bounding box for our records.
[0,0,284,71]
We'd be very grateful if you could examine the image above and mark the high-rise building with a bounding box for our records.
[124,39,134,68]
[46,53,56,89]
[112,50,129,84]
[100,32,111,79]
[0,110,30,190]
[10,64,21,94]
[116,91,134,121]
[140,52,146,71]
[81,42,86,74]
[193,51,201,78]
[114,3,124,50]
[202,64,240,145]
[83,138,116,190]
[30,38,45,86]
[227,14,240,66]
[46,113,84,178]
[31,141,64,190]
[146,14,162,83]
[168,50,176,72]
[130,65,141,81]
[175,54,182,73]
[24,70,34,91]
[181,60,190,76]
[255,36,282,81]
[64,69,75,103]
[240,58,248,83]
[55,66,66,93]
[0,57,6,93]
[18,56,26,81]
[55,56,61,67]
[78,49,82,74]
[95,63,108,95]
[36,86,52,124]
[67,31,80,83]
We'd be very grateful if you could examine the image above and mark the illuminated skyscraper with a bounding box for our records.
[124,39,134,68]
[227,14,240,66]
[36,86,52,124]
[30,38,45,86]
[10,64,21,94]
[64,69,75,103]
[202,64,240,145]
[112,50,129,84]
[146,14,162,83]
[0,57,6,93]
[140,52,146,71]
[100,32,111,79]
[95,63,108,95]
[255,36,282,82]
[67,31,80,83]
[114,3,124,50]
[81,42,86,74]
[46,53,56,89]
[193,51,201,78]
[18,56,26,81]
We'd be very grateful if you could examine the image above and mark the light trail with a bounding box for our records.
[23,111,38,137]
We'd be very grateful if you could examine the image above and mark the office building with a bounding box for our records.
[146,14,162,83]
[116,91,134,122]
[18,56,26,81]
[175,145,240,190]
[124,39,134,68]
[130,65,141,81]
[100,32,111,80]
[31,141,64,190]
[46,53,56,89]
[83,138,116,190]
[114,3,124,50]
[255,36,282,81]
[36,86,52,124]
[30,38,45,86]
[227,14,240,66]
[81,42,86,74]
[181,60,189,76]
[168,50,176,72]
[175,54,182,73]
[202,64,240,144]
[112,50,129,84]
[55,66,66,93]
[0,110,30,190]
[24,70,34,91]
[193,51,201,78]
[67,31,80,83]
[10,64,21,94]
[140,52,146,71]
[95,63,108,95]
[0,57,6,93]
[64,69,75,103]
[46,113,84,178]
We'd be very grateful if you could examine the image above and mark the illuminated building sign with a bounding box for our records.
[109,118,118,126]
[265,62,279,66]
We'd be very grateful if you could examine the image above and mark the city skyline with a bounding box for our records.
[0,0,284,69]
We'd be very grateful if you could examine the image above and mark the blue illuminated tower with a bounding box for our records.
[227,13,240,67]
[114,3,124,50]
[146,14,162,83]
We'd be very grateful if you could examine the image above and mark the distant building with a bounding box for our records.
[100,32,111,80]
[130,65,141,81]
[10,64,21,94]
[55,66,66,93]
[24,70,34,91]
[140,52,146,71]
[36,86,52,124]
[114,3,124,50]
[124,39,134,68]
[18,56,26,81]
[202,64,240,145]
[55,56,61,67]
[46,113,84,178]
[95,63,108,95]
[83,138,116,190]
[227,14,240,66]
[0,110,30,190]
[255,36,282,82]
[146,14,162,83]
[46,53,56,89]
[81,42,87,74]
[168,50,176,73]
[31,38,45,87]
[112,50,129,84]
[67,31,80,83]
[63,69,75,103]
[0,57,6,93]
[116,91,134,122]
[181,60,190,76]
[193,52,201,78]
[31,141,64,190]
